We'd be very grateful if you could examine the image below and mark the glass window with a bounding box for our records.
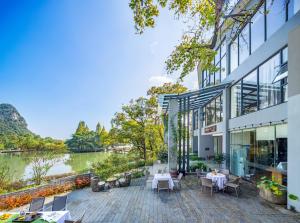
[242,70,258,115]
[288,0,294,19]
[239,23,250,64]
[193,110,199,130]
[215,96,221,123]
[230,38,238,73]
[221,40,226,58]
[231,81,242,118]
[220,56,227,81]
[266,0,286,39]
[259,53,281,109]
[251,6,265,53]
[206,100,215,126]
[209,72,215,86]
[282,47,288,64]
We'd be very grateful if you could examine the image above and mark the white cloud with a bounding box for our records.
[148,75,175,86]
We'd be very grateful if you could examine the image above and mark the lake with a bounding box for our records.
[0,151,109,180]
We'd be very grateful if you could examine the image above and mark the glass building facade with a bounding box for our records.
[203,95,223,126]
[230,124,287,183]
[230,47,288,118]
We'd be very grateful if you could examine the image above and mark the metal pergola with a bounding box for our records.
[158,82,231,174]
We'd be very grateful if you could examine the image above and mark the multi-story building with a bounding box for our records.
[159,0,300,211]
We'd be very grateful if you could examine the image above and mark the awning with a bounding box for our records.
[158,81,231,113]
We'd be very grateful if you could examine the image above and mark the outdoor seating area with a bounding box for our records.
[1,174,300,222]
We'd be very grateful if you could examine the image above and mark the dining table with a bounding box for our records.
[206,172,227,190]
[0,211,71,223]
[152,173,174,190]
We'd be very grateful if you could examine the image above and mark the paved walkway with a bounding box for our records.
[63,176,299,223]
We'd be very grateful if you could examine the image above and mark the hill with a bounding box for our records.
[0,104,32,135]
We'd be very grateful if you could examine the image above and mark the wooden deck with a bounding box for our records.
[63,176,300,223]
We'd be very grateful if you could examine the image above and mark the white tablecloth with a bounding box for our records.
[40,211,71,223]
[206,173,227,189]
[0,211,71,223]
[152,173,174,190]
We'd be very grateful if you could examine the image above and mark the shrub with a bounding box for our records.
[190,162,207,172]
[0,182,73,210]
[257,176,286,196]
[74,176,91,189]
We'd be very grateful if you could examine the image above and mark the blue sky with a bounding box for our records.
[0,0,197,139]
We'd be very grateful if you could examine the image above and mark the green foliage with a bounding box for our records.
[92,153,144,181]
[157,145,168,163]
[30,152,55,185]
[129,0,257,79]
[190,154,201,161]
[66,121,110,153]
[288,194,299,201]
[111,83,187,161]
[0,162,12,191]
[214,153,226,166]
[190,161,207,172]
[0,104,67,151]
[257,176,287,197]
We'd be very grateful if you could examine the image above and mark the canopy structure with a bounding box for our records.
[159,82,231,174]
[158,81,231,113]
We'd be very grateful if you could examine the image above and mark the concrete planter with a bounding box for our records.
[259,187,287,205]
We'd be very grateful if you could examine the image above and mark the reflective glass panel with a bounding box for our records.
[239,23,250,64]
[251,6,265,53]
[242,70,258,114]
[266,0,286,39]
[259,53,281,109]
[231,81,242,118]
[230,38,238,73]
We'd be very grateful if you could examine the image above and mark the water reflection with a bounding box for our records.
[0,152,109,180]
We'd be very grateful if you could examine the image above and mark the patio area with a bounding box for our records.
[59,176,299,223]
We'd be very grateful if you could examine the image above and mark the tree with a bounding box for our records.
[31,152,55,185]
[129,0,265,79]
[95,123,109,148]
[111,83,187,161]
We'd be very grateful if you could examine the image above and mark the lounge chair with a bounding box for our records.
[29,197,45,212]
[224,177,241,197]
[52,195,68,211]
[157,180,170,193]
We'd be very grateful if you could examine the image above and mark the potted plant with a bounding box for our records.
[257,176,287,204]
[288,194,299,212]
[213,153,226,168]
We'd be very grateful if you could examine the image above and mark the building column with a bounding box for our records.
[222,87,231,169]
[287,26,300,211]
[168,99,179,171]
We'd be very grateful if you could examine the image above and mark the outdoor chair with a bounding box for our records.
[52,195,68,211]
[219,169,230,181]
[224,177,241,197]
[173,173,183,190]
[196,169,207,178]
[29,197,45,212]
[200,177,216,196]
[119,173,132,187]
[157,180,170,193]
[64,210,85,223]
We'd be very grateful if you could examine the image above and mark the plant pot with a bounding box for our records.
[259,187,287,205]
